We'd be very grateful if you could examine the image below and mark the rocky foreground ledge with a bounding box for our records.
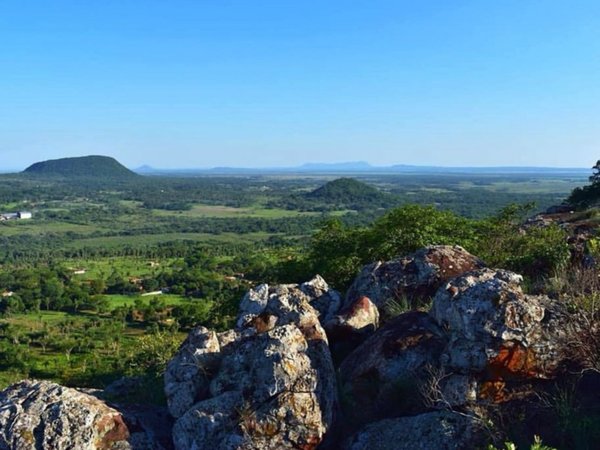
[0,246,589,450]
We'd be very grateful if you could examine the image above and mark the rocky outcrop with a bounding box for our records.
[431,269,572,384]
[345,245,485,312]
[339,311,447,424]
[339,265,579,446]
[343,411,486,450]
[1,247,588,450]
[165,279,338,450]
[0,379,141,450]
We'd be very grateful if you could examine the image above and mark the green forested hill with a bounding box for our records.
[307,178,387,204]
[23,155,138,179]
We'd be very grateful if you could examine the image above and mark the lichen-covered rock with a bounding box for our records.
[237,275,341,328]
[431,269,572,387]
[0,380,134,450]
[300,275,343,323]
[164,326,223,418]
[344,410,486,450]
[172,324,335,450]
[338,311,448,423]
[167,280,338,450]
[345,245,485,311]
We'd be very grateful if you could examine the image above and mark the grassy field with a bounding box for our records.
[0,221,99,236]
[0,308,188,390]
[104,294,187,308]
[64,257,173,279]
[63,231,276,250]
[152,203,318,218]
[455,178,584,194]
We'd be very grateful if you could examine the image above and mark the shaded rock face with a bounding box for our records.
[338,311,447,424]
[345,245,485,312]
[431,268,572,386]
[0,380,135,450]
[165,279,338,450]
[340,266,579,446]
[344,411,485,450]
[164,326,222,419]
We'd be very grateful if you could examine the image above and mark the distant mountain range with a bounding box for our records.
[133,161,589,176]
[5,156,589,178]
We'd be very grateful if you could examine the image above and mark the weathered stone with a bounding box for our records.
[344,410,486,450]
[237,276,341,329]
[345,245,485,312]
[167,280,338,450]
[300,275,343,323]
[339,311,448,423]
[0,380,135,450]
[164,326,222,418]
[172,324,335,450]
[431,269,572,384]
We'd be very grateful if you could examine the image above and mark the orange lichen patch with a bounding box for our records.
[299,435,322,450]
[251,313,278,333]
[479,381,507,402]
[299,321,327,341]
[349,296,372,314]
[425,249,482,279]
[447,285,459,296]
[479,380,536,403]
[96,413,130,448]
[393,332,434,352]
[486,342,540,380]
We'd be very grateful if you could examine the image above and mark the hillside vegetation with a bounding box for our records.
[23,155,138,179]
[307,178,386,203]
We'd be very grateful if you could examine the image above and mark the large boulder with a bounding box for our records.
[0,379,145,450]
[431,268,573,401]
[166,280,338,450]
[345,245,485,312]
[343,410,486,450]
[338,311,448,424]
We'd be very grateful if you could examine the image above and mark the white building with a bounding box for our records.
[18,211,32,219]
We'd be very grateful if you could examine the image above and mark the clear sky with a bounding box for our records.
[1,1,599,169]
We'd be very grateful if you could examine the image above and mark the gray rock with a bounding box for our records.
[344,410,486,450]
[237,276,342,329]
[0,379,135,450]
[300,275,342,323]
[164,326,222,418]
[338,311,448,424]
[345,245,485,311]
[431,268,572,400]
[167,279,338,450]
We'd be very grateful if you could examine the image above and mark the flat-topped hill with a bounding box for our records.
[307,177,386,203]
[23,155,138,179]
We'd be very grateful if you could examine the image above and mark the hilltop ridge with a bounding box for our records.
[23,155,138,179]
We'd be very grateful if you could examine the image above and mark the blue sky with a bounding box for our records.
[1,1,599,169]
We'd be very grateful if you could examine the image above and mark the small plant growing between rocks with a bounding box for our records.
[487,435,557,450]
[236,401,258,437]
[382,296,411,319]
